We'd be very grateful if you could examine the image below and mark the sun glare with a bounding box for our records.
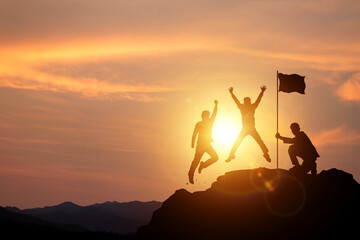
[213,118,240,147]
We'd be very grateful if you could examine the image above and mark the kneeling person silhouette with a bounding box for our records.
[188,100,219,184]
[276,122,319,175]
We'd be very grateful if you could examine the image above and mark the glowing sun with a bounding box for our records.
[213,118,240,147]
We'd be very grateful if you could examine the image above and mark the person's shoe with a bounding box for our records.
[225,154,235,163]
[198,162,204,174]
[263,153,271,163]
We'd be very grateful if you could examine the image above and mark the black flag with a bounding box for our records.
[278,73,305,94]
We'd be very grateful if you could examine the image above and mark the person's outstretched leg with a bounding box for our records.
[249,129,271,162]
[226,129,247,162]
[198,145,218,174]
[188,147,204,184]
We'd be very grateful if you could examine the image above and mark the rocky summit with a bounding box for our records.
[138,168,360,240]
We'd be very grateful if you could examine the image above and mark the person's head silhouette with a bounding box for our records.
[243,97,251,106]
[201,110,210,120]
[290,122,300,136]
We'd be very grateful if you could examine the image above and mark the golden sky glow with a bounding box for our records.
[0,0,360,208]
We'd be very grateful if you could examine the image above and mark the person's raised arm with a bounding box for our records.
[254,85,266,107]
[210,100,218,122]
[275,133,294,144]
[228,87,241,109]
[191,123,199,148]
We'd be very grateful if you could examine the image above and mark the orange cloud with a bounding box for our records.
[0,69,172,100]
[337,73,360,102]
[1,29,359,102]
[312,125,360,147]
[0,37,221,100]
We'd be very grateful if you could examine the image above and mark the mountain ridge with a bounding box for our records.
[0,207,125,239]
[5,200,162,235]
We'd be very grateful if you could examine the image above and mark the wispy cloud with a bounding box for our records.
[1,0,360,101]
[0,37,220,100]
[0,72,173,101]
[313,125,360,147]
[337,72,360,102]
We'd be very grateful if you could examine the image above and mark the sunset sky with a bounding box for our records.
[1,0,359,208]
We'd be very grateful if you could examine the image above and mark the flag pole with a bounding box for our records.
[276,70,279,169]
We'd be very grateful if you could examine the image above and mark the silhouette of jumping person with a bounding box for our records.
[226,86,271,163]
[188,100,219,184]
[276,122,319,175]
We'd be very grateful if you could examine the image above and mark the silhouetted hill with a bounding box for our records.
[138,168,360,240]
[0,207,126,240]
[6,200,161,234]
[0,206,86,232]
[20,201,83,215]
[92,201,161,221]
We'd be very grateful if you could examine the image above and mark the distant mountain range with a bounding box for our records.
[5,200,162,235]
[0,207,125,240]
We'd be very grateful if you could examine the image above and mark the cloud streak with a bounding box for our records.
[1,0,360,101]
[337,72,360,102]
[0,37,222,100]
[313,125,360,147]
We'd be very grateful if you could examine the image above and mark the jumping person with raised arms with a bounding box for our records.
[226,86,271,163]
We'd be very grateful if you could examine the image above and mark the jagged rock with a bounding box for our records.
[138,168,360,240]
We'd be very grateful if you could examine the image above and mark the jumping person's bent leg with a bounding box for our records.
[198,145,218,174]
[226,129,247,162]
[249,129,271,162]
[188,147,205,184]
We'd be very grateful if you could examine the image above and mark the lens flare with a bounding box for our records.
[264,175,306,217]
